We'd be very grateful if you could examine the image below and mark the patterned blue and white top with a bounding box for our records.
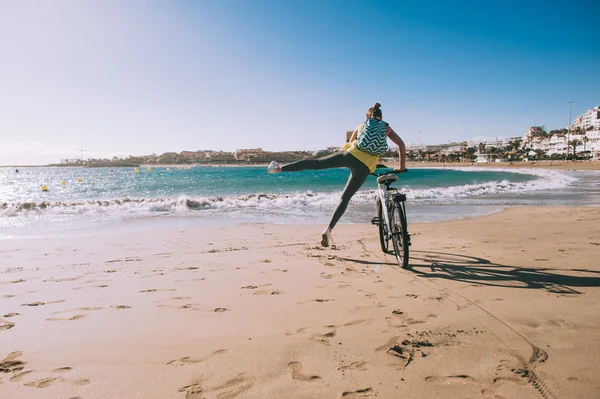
[355,119,392,156]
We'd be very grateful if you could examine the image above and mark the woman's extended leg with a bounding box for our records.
[281,152,351,172]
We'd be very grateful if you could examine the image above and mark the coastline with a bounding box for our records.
[405,160,600,171]
[1,206,598,398]
[3,160,598,171]
[137,160,600,171]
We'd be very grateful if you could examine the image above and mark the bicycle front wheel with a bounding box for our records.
[390,202,409,268]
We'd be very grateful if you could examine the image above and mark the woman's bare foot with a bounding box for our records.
[321,228,333,247]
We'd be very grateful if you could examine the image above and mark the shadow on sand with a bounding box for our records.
[339,250,600,294]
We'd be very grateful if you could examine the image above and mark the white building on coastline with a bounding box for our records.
[467,136,521,148]
[586,131,600,159]
[572,106,600,131]
[547,135,567,156]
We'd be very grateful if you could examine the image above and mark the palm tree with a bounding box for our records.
[569,139,582,159]
[583,136,589,152]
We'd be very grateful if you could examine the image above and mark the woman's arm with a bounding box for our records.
[348,123,363,142]
[387,129,407,172]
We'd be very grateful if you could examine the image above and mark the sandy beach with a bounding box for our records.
[1,206,599,398]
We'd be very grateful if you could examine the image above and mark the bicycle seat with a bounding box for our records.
[377,174,397,184]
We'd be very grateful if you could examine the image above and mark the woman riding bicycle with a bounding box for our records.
[268,102,407,247]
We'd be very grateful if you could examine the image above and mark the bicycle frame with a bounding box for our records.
[373,173,400,242]
[376,181,393,241]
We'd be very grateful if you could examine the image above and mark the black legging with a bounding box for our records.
[282,151,370,229]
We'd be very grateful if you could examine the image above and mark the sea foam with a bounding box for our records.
[0,168,576,218]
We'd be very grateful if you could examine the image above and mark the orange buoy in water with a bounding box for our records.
[61,181,67,185]
[77,177,82,182]
[41,185,48,192]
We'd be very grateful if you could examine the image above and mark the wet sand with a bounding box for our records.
[1,206,599,398]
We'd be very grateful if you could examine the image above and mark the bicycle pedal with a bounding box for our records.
[371,217,381,225]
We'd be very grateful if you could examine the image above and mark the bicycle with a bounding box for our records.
[370,170,411,268]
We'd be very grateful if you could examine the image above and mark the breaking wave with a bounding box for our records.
[0,168,576,218]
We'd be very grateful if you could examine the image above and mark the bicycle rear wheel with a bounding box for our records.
[390,201,409,268]
[376,198,390,253]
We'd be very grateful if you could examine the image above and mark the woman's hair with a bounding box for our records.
[366,102,382,120]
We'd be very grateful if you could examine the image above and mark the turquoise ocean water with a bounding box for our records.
[1,165,598,237]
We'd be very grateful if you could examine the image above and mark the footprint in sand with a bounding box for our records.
[10,370,34,382]
[358,290,378,299]
[140,289,177,293]
[112,305,132,310]
[341,387,374,398]
[43,277,81,283]
[167,349,228,366]
[175,266,200,271]
[311,320,371,345]
[105,257,141,263]
[252,289,284,295]
[52,367,73,373]
[2,279,26,285]
[25,377,60,388]
[288,362,322,382]
[174,277,206,283]
[52,307,103,314]
[0,351,25,373]
[24,377,91,388]
[385,317,407,329]
[0,319,15,330]
[157,303,203,311]
[350,305,385,313]
[310,328,337,345]
[21,300,65,307]
[376,337,435,369]
[47,314,88,321]
[178,373,255,399]
[297,299,334,305]
[285,327,307,336]
[425,375,474,384]
[340,362,368,372]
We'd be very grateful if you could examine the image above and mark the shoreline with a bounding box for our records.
[2,159,599,171]
[139,160,600,171]
[1,206,598,398]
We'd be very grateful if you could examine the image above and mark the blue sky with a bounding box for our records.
[0,0,598,165]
